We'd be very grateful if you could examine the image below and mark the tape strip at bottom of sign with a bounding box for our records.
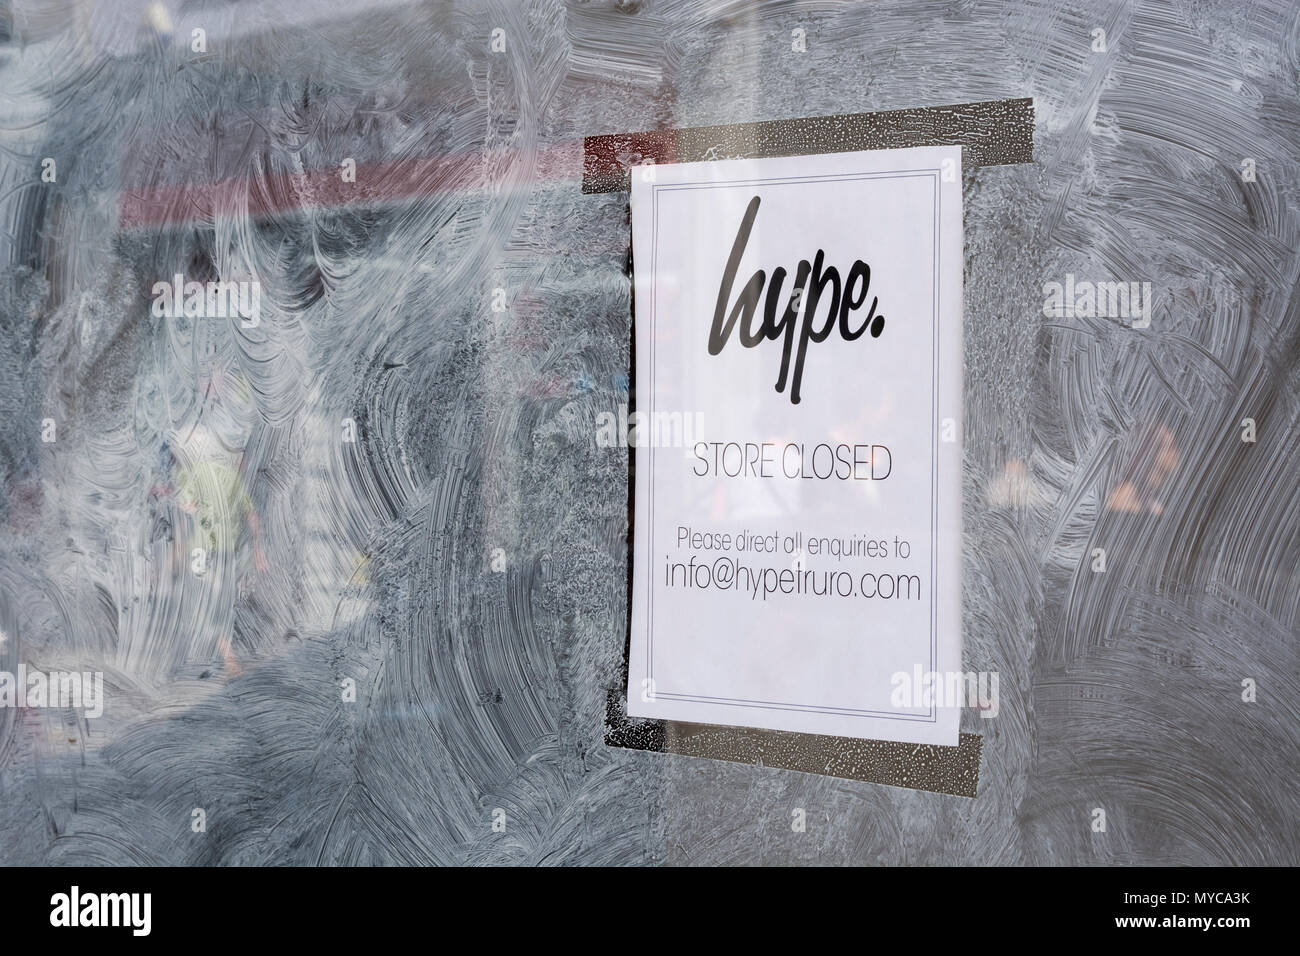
[607,691,983,798]
[596,97,1034,798]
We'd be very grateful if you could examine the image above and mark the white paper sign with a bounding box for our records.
[626,145,964,746]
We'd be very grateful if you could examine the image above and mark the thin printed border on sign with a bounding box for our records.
[644,167,941,724]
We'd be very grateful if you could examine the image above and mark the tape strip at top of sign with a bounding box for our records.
[589,98,1035,799]
[583,98,1034,194]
